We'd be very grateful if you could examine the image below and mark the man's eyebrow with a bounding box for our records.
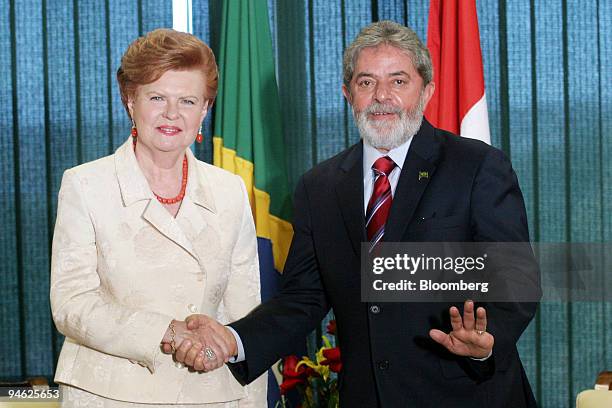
[354,72,375,80]
[354,71,411,80]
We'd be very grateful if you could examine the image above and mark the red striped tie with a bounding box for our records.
[366,156,396,251]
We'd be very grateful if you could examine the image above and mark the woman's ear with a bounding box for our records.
[127,97,135,119]
[200,99,210,122]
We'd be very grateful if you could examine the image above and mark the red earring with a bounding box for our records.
[131,120,138,148]
[131,120,138,138]
[196,126,203,143]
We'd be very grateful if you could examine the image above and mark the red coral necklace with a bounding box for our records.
[133,139,188,205]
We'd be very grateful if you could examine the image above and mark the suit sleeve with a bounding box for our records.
[50,169,172,372]
[229,175,330,384]
[468,147,541,374]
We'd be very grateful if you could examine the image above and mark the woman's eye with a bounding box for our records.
[150,96,163,101]
[182,99,196,105]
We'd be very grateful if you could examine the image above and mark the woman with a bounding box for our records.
[50,29,266,407]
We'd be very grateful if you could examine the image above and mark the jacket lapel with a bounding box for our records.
[142,200,198,258]
[115,139,153,207]
[175,149,216,252]
[334,143,366,256]
[384,120,441,242]
[115,139,212,261]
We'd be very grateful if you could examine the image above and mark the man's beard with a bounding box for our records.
[353,92,426,151]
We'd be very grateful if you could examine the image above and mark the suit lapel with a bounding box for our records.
[115,139,212,261]
[334,143,366,256]
[174,149,217,258]
[115,139,153,207]
[142,200,199,259]
[384,120,441,242]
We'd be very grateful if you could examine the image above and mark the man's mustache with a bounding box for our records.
[362,103,403,116]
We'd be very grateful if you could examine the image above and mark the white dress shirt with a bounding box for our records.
[362,137,413,214]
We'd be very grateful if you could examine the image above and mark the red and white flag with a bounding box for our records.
[424,0,490,144]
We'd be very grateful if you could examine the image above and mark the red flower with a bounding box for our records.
[320,347,342,373]
[279,355,315,394]
[326,320,337,335]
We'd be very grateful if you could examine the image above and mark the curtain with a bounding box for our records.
[0,0,171,382]
[1,1,610,407]
[260,2,611,406]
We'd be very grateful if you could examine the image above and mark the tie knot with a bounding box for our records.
[372,156,396,176]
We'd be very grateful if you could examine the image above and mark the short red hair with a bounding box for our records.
[117,28,218,117]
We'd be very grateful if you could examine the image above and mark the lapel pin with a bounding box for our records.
[418,171,429,181]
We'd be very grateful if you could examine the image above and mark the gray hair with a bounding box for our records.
[343,20,433,88]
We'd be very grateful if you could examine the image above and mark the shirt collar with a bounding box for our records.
[115,137,216,213]
[362,136,413,177]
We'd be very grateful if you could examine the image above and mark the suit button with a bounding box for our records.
[377,360,389,370]
[369,305,380,314]
[188,304,198,313]
[196,274,204,282]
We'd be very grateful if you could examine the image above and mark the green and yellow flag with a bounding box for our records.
[213,1,293,278]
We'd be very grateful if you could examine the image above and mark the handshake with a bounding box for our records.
[160,315,238,372]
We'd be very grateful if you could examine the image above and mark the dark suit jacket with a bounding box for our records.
[230,120,539,407]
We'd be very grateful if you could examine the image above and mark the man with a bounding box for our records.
[173,21,539,407]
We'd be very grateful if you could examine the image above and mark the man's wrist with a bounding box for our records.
[225,326,246,362]
[225,327,238,357]
[470,349,493,361]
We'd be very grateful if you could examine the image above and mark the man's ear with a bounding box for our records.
[342,84,353,106]
[421,81,435,110]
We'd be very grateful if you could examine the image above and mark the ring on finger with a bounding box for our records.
[203,346,216,361]
[476,329,485,335]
